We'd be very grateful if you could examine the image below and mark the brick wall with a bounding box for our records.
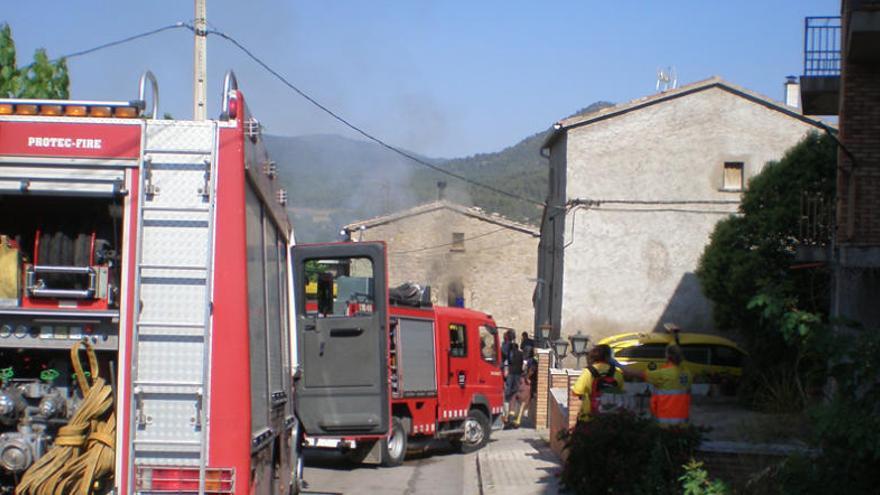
[535,349,551,429]
[838,0,880,245]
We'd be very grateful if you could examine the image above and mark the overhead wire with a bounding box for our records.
[203,27,547,209]
[17,23,755,217]
[389,226,510,254]
[16,22,192,72]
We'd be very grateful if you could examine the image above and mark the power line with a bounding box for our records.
[205,27,546,209]
[568,198,740,207]
[389,226,510,254]
[17,22,191,71]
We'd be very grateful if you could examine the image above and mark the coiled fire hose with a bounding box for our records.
[15,341,115,495]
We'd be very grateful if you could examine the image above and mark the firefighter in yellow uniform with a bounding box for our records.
[571,344,625,423]
[620,344,692,425]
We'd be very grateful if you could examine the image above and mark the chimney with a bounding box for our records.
[437,181,447,201]
[784,75,800,109]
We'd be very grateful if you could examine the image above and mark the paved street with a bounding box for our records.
[301,428,562,495]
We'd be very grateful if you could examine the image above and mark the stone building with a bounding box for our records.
[344,200,540,333]
[535,77,827,342]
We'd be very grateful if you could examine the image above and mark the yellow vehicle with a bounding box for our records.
[598,331,747,387]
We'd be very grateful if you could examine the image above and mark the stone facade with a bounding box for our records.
[345,201,539,333]
[536,77,827,342]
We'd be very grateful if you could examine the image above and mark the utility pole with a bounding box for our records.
[193,0,208,120]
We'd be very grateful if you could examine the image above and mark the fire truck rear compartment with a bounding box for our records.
[0,193,122,485]
[0,195,121,296]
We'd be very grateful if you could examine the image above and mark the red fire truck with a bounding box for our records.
[0,72,299,494]
[292,256,505,466]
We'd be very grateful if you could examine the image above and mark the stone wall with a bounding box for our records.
[557,86,823,340]
[358,206,539,332]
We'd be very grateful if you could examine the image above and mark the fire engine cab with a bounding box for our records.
[292,246,505,466]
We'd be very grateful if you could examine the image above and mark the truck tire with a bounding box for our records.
[380,416,408,467]
[454,409,490,454]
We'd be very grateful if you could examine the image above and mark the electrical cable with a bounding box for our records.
[389,226,510,254]
[204,27,547,208]
[17,22,191,72]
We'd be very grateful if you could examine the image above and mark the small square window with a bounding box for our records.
[451,232,465,252]
[722,162,744,191]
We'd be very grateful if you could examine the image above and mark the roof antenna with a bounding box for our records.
[656,67,678,92]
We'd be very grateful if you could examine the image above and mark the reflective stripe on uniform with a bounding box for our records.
[653,389,689,396]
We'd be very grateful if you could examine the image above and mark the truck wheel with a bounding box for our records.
[380,417,408,467]
[455,409,490,454]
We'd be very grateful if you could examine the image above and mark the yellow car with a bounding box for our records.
[598,331,747,387]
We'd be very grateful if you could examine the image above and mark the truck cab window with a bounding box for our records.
[304,257,374,317]
[449,323,466,357]
[479,325,498,364]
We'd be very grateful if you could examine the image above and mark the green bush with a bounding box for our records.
[747,328,880,494]
[558,412,704,494]
[680,460,729,495]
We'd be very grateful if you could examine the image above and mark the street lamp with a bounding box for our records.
[552,337,569,368]
[569,331,590,369]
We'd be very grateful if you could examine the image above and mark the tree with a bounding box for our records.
[0,23,69,99]
[696,132,837,407]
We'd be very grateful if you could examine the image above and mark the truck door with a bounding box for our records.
[292,242,389,437]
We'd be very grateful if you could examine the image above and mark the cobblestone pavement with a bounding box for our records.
[477,427,563,495]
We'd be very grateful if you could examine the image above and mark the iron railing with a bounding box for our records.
[799,191,834,246]
[804,16,842,76]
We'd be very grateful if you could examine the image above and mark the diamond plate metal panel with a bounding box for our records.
[144,157,212,211]
[139,280,207,325]
[136,336,205,384]
[141,221,210,268]
[131,119,217,474]
[133,392,201,442]
[132,451,200,467]
[144,121,215,153]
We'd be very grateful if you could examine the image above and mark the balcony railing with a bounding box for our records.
[804,16,842,76]
[799,191,834,246]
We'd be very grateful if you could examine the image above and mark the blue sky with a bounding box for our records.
[5,0,838,158]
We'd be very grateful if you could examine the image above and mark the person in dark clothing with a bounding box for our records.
[520,331,535,359]
[505,344,524,400]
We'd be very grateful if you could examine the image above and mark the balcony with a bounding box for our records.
[800,16,841,116]
[847,1,880,62]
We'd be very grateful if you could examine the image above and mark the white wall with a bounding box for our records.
[559,86,821,340]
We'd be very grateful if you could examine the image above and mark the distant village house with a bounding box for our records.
[344,198,539,334]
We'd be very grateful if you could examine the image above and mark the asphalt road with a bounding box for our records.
[300,440,479,495]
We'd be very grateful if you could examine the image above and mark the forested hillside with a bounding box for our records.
[266,101,613,242]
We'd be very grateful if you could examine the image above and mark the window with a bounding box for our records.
[616,344,666,360]
[245,186,269,434]
[711,345,745,367]
[722,162,744,191]
[479,325,498,364]
[681,345,711,365]
[447,278,465,308]
[449,323,467,357]
[450,232,465,252]
[303,258,375,318]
